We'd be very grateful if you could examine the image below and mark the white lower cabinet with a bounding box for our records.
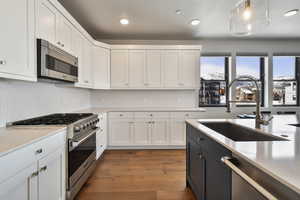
[96,113,108,159]
[0,163,38,200]
[108,112,201,148]
[38,147,65,200]
[0,131,66,200]
[151,120,169,145]
[133,119,151,145]
[109,119,133,146]
[169,119,186,145]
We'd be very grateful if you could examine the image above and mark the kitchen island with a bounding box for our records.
[186,115,300,200]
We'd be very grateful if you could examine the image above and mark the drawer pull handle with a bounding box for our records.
[120,114,123,117]
[221,157,278,200]
[40,166,47,172]
[31,171,39,177]
[36,149,43,154]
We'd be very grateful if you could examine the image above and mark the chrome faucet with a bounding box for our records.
[226,75,273,128]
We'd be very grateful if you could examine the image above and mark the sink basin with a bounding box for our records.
[201,122,287,141]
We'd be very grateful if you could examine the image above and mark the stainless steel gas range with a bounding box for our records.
[10,113,99,200]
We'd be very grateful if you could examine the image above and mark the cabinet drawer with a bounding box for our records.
[0,131,65,184]
[35,131,66,159]
[134,112,169,119]
[109,112,134,119]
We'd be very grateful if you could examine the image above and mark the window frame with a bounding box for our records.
[273,56,300,107]
[199,56,229,107]
[235,56,266,107]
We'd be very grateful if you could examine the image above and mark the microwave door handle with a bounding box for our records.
[221,157,279,200]
[71,128,100,148]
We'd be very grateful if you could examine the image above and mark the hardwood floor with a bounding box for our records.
[76,150,196,200]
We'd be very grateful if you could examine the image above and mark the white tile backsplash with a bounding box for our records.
[0,79,91,126]
[91,90,197,108]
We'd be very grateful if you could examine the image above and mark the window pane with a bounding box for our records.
[273,56,295,80]
[199,81,226,105]
[235,81,262,105]
[273,81,297,105]
[236,57,260,79]
[200,57,225,80]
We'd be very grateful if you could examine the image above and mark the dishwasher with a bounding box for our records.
[221,154,300,200]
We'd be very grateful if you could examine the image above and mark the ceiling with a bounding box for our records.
[58,0,300,40]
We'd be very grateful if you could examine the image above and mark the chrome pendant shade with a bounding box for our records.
[230,0,270,36]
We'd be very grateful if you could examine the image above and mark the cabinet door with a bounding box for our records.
[56,15,73,53]
[93,47,110,89]
[129,50,145,88]
[111,50,129,88]
[151,120,168,145]
[188,140,205,200]
[163,51,180,88]
[81,39,93,87]
[179,50,199,88]
[145,50,162,88]
[170,120,186,145]
[38,147,65,200]
[109,119,132,146]
[0,0,35,80]
[0,163,38,200]
[36,0,57,44]
[133,119,150,145]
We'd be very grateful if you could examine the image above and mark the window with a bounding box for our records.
[199,56,229,106]
[235,56,265,106]
[273,56,300,106]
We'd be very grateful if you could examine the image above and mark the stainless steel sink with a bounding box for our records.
[201,122,287,141]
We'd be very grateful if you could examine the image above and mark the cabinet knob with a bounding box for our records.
[84,80,89,83]
[57,41,61,45]
[0,60,6,65]
[61,44,65,47]
[40,166,47,172]
[198,154,203,159]
[36,149,43,154]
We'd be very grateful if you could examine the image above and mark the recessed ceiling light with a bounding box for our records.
[120,18,129,25]
[284,9,299,17]
[190,19,200,26]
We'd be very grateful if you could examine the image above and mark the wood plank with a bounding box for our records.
[75,150,195,200]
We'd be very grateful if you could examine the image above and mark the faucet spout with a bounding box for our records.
[226,75,262,128]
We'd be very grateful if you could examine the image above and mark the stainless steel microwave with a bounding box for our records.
[37,39,78,82]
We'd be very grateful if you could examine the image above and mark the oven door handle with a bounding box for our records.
[221,156,278,200]
[71,128,100,148]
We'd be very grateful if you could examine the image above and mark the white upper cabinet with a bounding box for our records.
[81,39,93,87]
[0,0,36,81]
[129,50,145,88]
[36,0,57,44]
[111,50,129,88]
[56,15,73,53]
[93,46,111,89]
[179,50,199,88]
[162,50,180,88]
[37,0,73,54]
[145,50,162,88]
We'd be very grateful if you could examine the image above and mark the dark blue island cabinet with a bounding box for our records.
[186,124,232,200]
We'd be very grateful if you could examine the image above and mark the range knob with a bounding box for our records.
[74,126,81,132]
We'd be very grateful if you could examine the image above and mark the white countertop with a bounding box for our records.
[0,125,66,157]
[186,115,300,195]
[75,107,206,113]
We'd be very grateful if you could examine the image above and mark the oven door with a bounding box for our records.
[68,131,96,188]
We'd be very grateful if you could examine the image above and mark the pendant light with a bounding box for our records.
[230,0,270,36]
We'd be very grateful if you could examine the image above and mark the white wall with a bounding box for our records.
[0,79,91,126]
